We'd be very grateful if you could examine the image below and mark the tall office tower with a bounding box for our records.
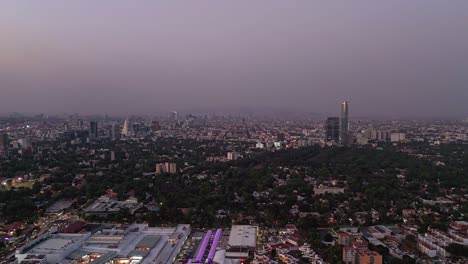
[170,111,179,121]
[77,119,84,129]
[340,101,349,145]
[0,133,9,156]
[132,123,140,135]
[111,124,120,140]
[325,117,340,142]
[121,118,130,137]
[89,121,98,140]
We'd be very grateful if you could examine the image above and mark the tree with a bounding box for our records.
[270,248,277,259]
[32,181,42,193]
[401,234,417,251]
[323,233,334,243]
[446,243,468,258]
[391,255,416,264]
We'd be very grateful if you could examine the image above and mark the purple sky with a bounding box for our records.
[1,1,467,117]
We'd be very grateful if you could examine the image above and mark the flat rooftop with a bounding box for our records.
[228,225,257,248]
[46,199,76,214]
[17,224,191,264]
[36,238,71,251]
[21,233,90,255]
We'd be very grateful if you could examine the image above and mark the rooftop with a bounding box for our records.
[228,225,257,248]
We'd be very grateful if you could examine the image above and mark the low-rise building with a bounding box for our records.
[226,225,257,260]
[16,224,190,264]
[84,195,143,216]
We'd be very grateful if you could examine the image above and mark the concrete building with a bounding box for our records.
[339,231,362,246]
[368,225,392,239]
[227,152,240,161]
[18,137,32,150]
[45,199,76,215]
[169,163,177,174]
[89,121,98,140]
[340,101,349,145]
[0,133,9,156]
[356,249,382,264]
[226,225,257,260]
[16,232,91,264]
[255,142,265,149]
[325,117,340,143]
[343,239,368,264]
[390,133,406,142]
[170,111,179,122]
[121,118,131,137]
[16,224,190,264]
[155,163,164,174]
[18,254,48,264]
[343,239,382,264]
[155,163,177,174]
[111,124,120,140]
[313,186,345,196]
[84,195,143,217]
[417,233,451,258]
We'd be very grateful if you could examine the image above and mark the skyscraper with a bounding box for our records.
[121,118,130,137]
[89,121,98,140]
[0,133,9,156]
[111,124,120,140]
[170,111,179,121]
[340,101,349,145]
[325,117,340,142]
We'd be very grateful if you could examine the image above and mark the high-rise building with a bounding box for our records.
[365,129,390,142]
[132,123,140,135]
[390,133,406,142]
[155,163,164,174]
[227,152,239,161]
[164,162,172,173]
[0,133,9,156]
[155,162,177,174]
[170,111,179,121]
[169,163,177,174]
[77,119,84,129]
[89,121,98,140]
[121,118,130,137]
[340,101,349,145]
[111,124,120,140]
[356,250,383,264]
[325,117,340,142]
[343,239,368,264]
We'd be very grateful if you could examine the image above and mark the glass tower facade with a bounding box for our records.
[340,101,349,145]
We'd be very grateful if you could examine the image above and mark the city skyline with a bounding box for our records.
[1,2,467,263]
[1,1,468,117]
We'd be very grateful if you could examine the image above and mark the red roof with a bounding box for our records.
[63,221,86,233]
[270,243,293,249]
[3,222,24,231]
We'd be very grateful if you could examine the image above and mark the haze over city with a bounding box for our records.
[1,0,468,117]
[1,2,468,264]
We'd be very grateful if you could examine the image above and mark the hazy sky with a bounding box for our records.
[1,1,467,117]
